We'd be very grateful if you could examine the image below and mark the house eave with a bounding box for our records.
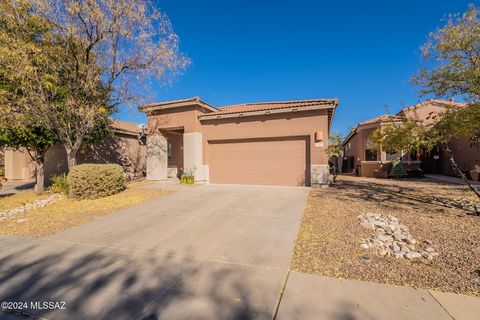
[198,103,338,121]
[139,100,218,114]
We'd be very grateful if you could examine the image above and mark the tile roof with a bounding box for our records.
[111,119,141,135]
[342,115,403,146]
[209,98,339,116]
[138,96,217,112]
[358,114,403,126]
[398,98,466,114]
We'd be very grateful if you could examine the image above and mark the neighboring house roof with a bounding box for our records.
[341,99,466,147]
[342,114,403,146]
[358,114,403,126]
[397,98,466,115]
[138,96,218,113]
[111,119,141,136]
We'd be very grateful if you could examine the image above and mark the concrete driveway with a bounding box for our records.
[0,183,309,320]
[2,183,477,320]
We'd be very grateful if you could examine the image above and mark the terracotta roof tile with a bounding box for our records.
[358,114,403,126]
[342,115,403,146]
[138,97,217,112]
[111,119,141,135]
[398,98,466,114]
[210,98,338,115]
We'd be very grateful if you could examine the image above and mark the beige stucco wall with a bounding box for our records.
[4,148,35,181]
[146,105,332,184]
[147,105,209,134]
[343,125,380,174]
[201,110,330,166]
[400,104,449,126]
[401,102,480,177]
[78,133,147,179]
[445,137,480,175]
[4,133,146,182]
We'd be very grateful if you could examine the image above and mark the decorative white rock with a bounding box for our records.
[358,213,439,260]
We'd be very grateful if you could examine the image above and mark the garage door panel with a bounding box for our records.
[209,138,307,186]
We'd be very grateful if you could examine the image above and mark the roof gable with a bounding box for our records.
[397,99,466,115]
[138,97,218,113]
[341,114,403,146]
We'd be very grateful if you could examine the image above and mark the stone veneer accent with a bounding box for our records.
[311,164,329,186]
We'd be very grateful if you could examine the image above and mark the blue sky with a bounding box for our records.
[117,0,473,136]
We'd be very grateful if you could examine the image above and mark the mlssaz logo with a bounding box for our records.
[30,301,66,310]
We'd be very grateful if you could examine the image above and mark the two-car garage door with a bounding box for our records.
[208,137,308,186]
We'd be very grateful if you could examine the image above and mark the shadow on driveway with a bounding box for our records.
[0,239,273,320]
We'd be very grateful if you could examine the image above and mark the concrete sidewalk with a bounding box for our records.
[276,272,480,320]
[0,181,34,196]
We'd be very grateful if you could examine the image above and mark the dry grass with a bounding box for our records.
[0,191,50,212]
[291,175,480,296]
[0,181,173,237]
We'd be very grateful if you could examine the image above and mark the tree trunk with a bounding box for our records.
[34,157,45,194]
[65,147,78,171]
[445,146,480,215]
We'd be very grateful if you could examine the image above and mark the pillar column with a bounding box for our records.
[183,132,208,182]
[146,132,168,180]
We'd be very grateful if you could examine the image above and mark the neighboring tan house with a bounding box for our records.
[138,97,338,186]
[4,120,146,182]
[342,114,403,177]
[342,99,480,178]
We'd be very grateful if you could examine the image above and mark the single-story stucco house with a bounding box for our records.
[342,99,480,179]
[138,97,338,186]
[3,120,147,183]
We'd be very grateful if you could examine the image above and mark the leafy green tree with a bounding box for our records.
[0,0,60,193]
[413,5,480,100]
[0,126,57,193]
[374,5,480,204]
[371,119,436,159]
[413,4,480,201]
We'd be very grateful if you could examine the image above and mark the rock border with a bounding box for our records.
[0,194,62,220]
[358,212,439,260]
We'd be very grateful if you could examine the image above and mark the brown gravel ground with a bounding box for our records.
[291,175,480,296]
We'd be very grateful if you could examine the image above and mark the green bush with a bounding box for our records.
[50,173,69,194]
[389,159,407,178]
[67,164,126,199]
[0,167,4,176]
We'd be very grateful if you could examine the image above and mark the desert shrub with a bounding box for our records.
[67,164,126,199]
[50,173,69,194]
[0,167,4,176]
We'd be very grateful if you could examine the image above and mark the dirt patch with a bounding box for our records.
[0,181,173,237]
[291,175,480,296]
